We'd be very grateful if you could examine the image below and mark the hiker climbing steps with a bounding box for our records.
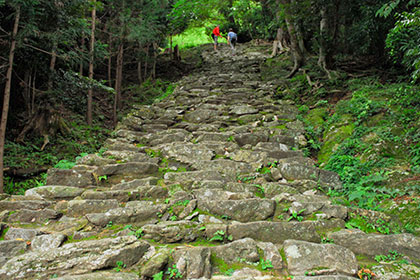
[0,43,419,280]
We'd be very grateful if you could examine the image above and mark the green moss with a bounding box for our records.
[318,120,355,164]
[305,107,328,128]
[210,254,248,275]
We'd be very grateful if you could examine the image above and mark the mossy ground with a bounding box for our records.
[261,53,420,236]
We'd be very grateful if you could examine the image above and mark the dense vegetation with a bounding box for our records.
[0,0,419,232]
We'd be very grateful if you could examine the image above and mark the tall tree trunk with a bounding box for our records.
[48,42,58,91]
[87,1,96,126]
[23,69,31,117]
[79,38,85,75]
[152,43,157,80]
[138,61,142,83]
[144,45,149,79]
[318,6,331,78]
[0,5,20,193]
[113,43,124,127]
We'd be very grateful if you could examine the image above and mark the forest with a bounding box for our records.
[1,0,420,279]
[0,0,419,212]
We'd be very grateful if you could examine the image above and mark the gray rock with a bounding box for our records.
[262,183,299,198]
[0,200,52,211]
[328,229,420,260]
[293,276,359,280]
[229,220,345,243]
[40,217,89,236]
[31,234,66,252]
[46,168,95,187]
[86,203,166,227]
[279,163,319,181]
[257,241,283,270]
[193,132,235,142]
[25,185,85,200]
[174,247,212,279]
[56,272,140,280]
[140,249,170,277]
[234,133,268,146]
[5,228,41,241]
[160,143,215,163]
[193,189,254,201]
[111,177,159,190]
[230,105,259,116]
[67,199,119,217]
[0,240,27,267]
[76,154,115,166]
[192,180,226,190]
[8,209,62,223]
[142,221,203,243]
[283,239,358,276]
[212,238,260,264]
[184,109,219,123]
[164,170,224,182]
[0,236,149,279]
[95,162,159,176]
[198,199,275,222]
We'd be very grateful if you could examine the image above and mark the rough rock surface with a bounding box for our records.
[1,43,419,280]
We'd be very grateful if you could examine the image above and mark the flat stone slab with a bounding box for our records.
[95,162,159,176]
[0,240,27,267]
[8,209,62,223]
[293,276,359,280]
[46,168,95,187]
[67,199,119,217]
[56,272,140,280]
[5,228,42,241]
[0,236,149,279]
[229,220,345,243]
[31,234,66,252]
[164,170,224,182]
[211,238,260,264]
[86,203,167,227]
[198,199,275,222]
[283,239,358,276]
[328,229,420,260]
[25,186,85,200]
[0,200,52,211]
[160,142,215,163]
[142,221,203,243]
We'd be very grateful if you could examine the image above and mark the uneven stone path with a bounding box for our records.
[1,43,419,280]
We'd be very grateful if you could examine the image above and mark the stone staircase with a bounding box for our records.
[0,43,419,280]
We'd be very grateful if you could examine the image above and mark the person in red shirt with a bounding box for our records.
[212,25,223,51]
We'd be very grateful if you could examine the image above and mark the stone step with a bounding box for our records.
[86,201,168,227]
[0,236,149,279]
[197,199,276,222]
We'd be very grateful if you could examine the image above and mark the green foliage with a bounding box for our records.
[171,27,212,49]
[288,209,305,222]
[166,264,182,279]
[260,259,273,270]
[153,271,164,280]
[382,3,420,81]
[224,268,235,276]
[54,159,76,170]
[345,214,392,234]
[113,261,126,272]
[374,250,404,262]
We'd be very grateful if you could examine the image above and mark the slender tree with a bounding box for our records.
[87,0,97,125]
[0,4,20,192]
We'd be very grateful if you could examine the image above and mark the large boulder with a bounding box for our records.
[328,229,420,260]
[0,236,149,279]
[283,240,358,276]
